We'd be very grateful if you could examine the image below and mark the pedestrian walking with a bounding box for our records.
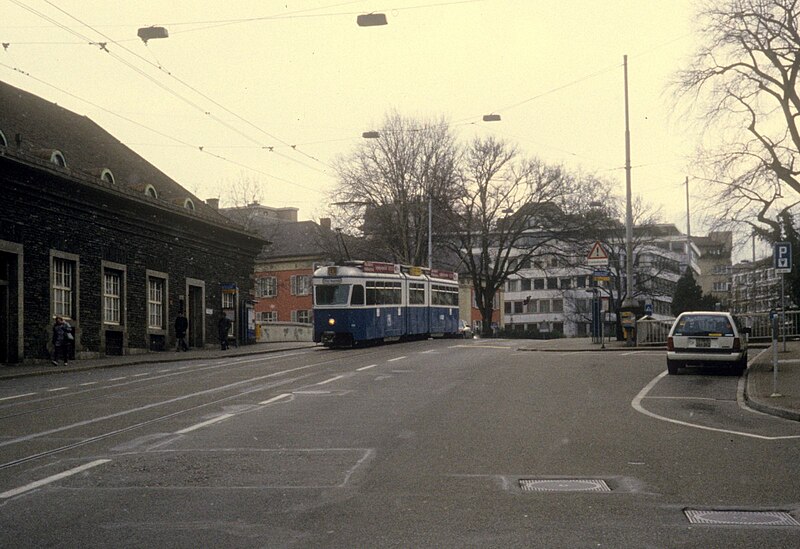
[175,312,189,352]
[51,316,72,367]
[217,311,232,350]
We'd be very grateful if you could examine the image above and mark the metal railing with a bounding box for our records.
[635,310,800,345]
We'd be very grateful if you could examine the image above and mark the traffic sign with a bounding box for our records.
[644,303,653,316]
[774,242,792,274]
[592,269,611,282]
[587,241,609,266]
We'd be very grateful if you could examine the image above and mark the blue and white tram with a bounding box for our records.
[312,261,460,347]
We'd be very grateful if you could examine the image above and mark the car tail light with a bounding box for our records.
[667,336,674,351]
[732,337,740,351]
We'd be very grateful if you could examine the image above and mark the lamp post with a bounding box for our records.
[621,54,637,346]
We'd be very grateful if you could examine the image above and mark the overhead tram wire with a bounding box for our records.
[34,0,333,174]
[0,61,328,196]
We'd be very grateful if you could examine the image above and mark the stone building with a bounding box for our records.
[0,81,264,363]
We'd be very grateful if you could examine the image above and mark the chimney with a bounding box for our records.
[320,217,332,231]
[205,198,219,210]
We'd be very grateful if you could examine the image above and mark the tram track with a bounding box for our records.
[0,346,399,471]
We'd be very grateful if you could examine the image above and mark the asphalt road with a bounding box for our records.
[0,340,798,548]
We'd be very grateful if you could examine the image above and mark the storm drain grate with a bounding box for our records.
[685,510,800,526]
[519,479,611,492]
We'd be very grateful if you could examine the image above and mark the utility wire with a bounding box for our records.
[0,61,328,195]
[22,0,334,175]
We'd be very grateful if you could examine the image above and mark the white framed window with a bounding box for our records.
[148,277,165,329]
[259,311,278,322]
[291,275,311,296]
[291,310,312,323]
[257,276,277,298]
[53,257,74,319]
[144,184,158,198]
[222,291,235,309]
[103,271,121,324]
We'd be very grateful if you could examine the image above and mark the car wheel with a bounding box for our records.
[733,354,748,376]
[667,359,680,375]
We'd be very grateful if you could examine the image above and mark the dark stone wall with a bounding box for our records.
[1,158,263,361]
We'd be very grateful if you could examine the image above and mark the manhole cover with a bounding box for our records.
[519,479,611,492]
[685,510,800,526]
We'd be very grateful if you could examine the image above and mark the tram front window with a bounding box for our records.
[315,284,351,306]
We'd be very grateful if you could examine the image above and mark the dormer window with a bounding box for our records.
[144,185,158,198]
[51,150,66,167]
[100,169,115,184]
[0,130,7,148]
[183,198,195,211]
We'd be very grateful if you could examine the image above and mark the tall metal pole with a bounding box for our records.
[623,55,635,345]
[427,194,433,269]
[685,176,692,269]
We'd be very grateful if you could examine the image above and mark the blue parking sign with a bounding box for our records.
[774,242,792,274]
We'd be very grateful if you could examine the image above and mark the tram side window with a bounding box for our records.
[432,284,459,306]
[366,281,402,305]
[409,283,426,305]
[351,284,365,305]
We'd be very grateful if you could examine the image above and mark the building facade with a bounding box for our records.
[0,82,264,363]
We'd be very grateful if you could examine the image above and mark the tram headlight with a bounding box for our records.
[328,318,336,326]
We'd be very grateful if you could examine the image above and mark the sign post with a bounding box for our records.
[774,242,792,353]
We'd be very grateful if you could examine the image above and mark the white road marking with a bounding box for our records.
[621,351,663,356]
[294,390,331,395]
[47,387,68,392]
[632,370,800,440]
[108,376,127,381]
[317,375,345,385]
[357,364,377,371]
[451,344,511,349]
[0,392,36,402]
[259,393,292,405]
[419,350,437,354]
[132,373,150,377]
[0,459,111,499]
[79,382,97,386]
[388,356,407,362]
[158,369,171,373]
[176,413,235,434]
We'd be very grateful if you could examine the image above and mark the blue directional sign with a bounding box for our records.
[644,303,653,316]
[774,242,792,274]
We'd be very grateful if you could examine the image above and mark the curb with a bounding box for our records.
[743,367,800,422]
[0,344,319,381]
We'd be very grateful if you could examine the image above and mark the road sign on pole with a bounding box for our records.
[774,242,792,273]
[587,241,609,266]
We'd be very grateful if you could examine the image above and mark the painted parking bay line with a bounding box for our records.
[632,371,800,441]
[0,459,111,499]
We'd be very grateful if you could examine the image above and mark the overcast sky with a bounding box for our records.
[4,0,721,236]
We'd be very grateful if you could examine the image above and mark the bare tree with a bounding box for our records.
[444,136,612,336]
[222,172,267,231]
[675,0,800,236]
[331,111,460,266]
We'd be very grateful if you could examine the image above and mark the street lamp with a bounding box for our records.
[137,26,169,44]
[357,13,388,26]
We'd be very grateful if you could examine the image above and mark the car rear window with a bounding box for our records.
[673,315,734,336]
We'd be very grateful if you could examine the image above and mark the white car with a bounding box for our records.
[666,311,749,375]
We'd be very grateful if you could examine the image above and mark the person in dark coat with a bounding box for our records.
[51,316,72,367]
[175,312,189,352]
[217,311,232,350]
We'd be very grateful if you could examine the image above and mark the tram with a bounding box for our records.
[312,261,460,347]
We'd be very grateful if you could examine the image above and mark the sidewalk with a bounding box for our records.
[515,337,800,422]
[0,341,320,381]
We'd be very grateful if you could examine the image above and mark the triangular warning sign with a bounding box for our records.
[587,241,608,260]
